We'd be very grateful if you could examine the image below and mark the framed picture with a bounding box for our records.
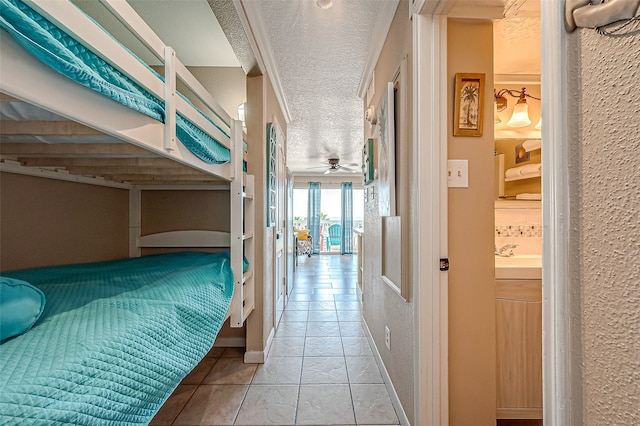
[453,73,485,137]
[362,138,375,185]
[377,82,396,217]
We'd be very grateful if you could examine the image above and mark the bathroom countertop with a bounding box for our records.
[495,255,542,279]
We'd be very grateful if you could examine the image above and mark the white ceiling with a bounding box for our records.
[76,0,540,176]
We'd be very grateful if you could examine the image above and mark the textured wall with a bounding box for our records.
[568,30,640,425]
[362,1,415,423]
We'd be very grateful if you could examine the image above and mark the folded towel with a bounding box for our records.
[505,167,523,178]
[520,163,541,175]
[522,139,541,152]
[516,193,542,200]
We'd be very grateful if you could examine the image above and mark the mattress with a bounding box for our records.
[0,0,231,165]
[0,252,237,425]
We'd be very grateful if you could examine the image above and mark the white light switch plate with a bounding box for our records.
[447,159,469,188]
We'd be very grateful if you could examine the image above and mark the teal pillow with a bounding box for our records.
[0,277,46,342]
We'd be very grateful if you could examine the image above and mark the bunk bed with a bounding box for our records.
[0,0,255,423]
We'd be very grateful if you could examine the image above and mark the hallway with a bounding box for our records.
[151,254,400,425]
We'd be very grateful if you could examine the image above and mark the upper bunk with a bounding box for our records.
[0,0,246,188]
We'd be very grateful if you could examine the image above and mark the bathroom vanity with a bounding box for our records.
[495,259,542,420]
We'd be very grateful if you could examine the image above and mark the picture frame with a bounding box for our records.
[453,73,485,137]
[377,82,396,217]
[362,138,375,185]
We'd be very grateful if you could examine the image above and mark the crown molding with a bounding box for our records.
[234,0,292,123]
[357,0,400,99]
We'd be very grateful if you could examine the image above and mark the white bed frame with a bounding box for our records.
[0,0,254,327]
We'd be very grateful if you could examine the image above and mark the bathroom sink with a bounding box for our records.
[495,255,541,279]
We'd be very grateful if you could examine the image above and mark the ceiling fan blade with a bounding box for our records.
[340,166,360,173]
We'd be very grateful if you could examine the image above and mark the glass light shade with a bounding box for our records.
[316,0,333,9]
[507,101,531,128]
[535,117,541,129]
[494,101,501,123]
[237,103,246,127]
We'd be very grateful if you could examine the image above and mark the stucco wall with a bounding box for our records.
[362,1,414,422]
[568,29,640,425]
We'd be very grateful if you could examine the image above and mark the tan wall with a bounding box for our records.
[568,28,640,425]
[0,173,128,271]
[362,1,415,422]
[447,19,496,425]
[152,66,246,123]
[245,73,287,355]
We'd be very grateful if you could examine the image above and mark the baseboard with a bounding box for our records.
[362,320,411,426]
[213,337,245,348]
[243,326,275,364]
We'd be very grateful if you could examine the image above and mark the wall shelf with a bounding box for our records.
[505,171,541,182]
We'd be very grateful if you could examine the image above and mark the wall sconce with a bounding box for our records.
[494,87,540,128]
[237,102,246,128]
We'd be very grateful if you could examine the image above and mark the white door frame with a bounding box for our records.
[540,1,574,424]
[412,8,449,426]
[413,1,574,425]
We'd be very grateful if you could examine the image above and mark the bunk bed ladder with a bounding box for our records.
[230,119,254,327]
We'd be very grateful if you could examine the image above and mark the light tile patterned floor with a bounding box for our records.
[151,254,399,425]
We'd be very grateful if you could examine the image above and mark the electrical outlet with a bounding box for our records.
[384,326,391,350]
[447,159,469,188]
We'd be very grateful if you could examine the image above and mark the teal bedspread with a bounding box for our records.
[0,0,231,165]
[0,252,236,425]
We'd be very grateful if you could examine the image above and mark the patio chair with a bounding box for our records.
[325,224,341,251]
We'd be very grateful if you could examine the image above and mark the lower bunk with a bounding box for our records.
[0,251,247,425]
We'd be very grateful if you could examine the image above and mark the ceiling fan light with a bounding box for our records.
[507,99,531,128]
[316,0,333,9]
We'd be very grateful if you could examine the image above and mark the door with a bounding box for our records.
[274,123,286,325]
[286,169,294,296]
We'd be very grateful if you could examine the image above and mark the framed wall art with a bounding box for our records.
[362,138,375,185]
[453,73,485,137]
[377,82,396,217]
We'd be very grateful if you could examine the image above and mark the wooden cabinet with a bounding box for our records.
[496,279,542,420]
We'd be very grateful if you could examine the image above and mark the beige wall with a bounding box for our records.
[0,173,128,271]
[245,72,288,355]
[447,20,496,425]
[568,29,640,425]
[362,1,415,422]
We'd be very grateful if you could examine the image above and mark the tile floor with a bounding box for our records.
[151,254,399,426]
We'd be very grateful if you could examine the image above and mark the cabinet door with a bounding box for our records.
[496,280,542,419]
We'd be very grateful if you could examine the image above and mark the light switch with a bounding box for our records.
[447,159,469,188]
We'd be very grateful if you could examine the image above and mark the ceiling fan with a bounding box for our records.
[309,158,360,174]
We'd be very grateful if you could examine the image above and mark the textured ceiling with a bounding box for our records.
[251,0,387,176]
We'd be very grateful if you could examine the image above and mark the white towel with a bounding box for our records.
[522,139,541,152]
[505,167,523,178]
[520,163,541,175]
[516,193,542,200]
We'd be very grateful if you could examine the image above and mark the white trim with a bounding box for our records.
[0,159,132,189]
[541,1,573,425]
[138,230,231,247]
[356,0,400,99]
[413,9,449,426]
[237,1,292,123]
[362,320,410,425]
[494,74,541,85]
[129,188,141,258]
[245,326,274,364]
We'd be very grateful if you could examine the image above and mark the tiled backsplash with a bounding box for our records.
[495,224,542,237]
[495,201,542,255]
